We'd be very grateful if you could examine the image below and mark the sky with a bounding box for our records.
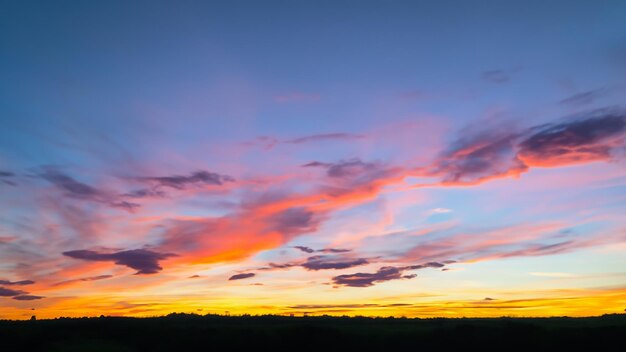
[1,1,626,319]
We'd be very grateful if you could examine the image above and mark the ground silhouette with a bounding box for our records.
[1,313,624,351]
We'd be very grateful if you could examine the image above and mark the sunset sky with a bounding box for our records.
[1,1,626,319]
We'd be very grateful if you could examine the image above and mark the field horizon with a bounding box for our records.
[2,313,624,350]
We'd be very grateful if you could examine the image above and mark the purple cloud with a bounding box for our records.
[293,246,315,253]
[517,111,626,166]
[138,170,234,190]
[0,279,35,286]
[301,255,369,271]
[0,287,26,296]
[39,167,140,211]
[293,246,351,254]
[332,262,445,287]
[13,295,44,301]
[63,249,176,274]
[268,207,320,237]
[229,273,255,281]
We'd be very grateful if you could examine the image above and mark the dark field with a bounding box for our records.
[1,313,624,351]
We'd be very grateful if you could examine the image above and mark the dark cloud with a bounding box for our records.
[139,170,234,190]
[559,89,606,107]
[0,171,16,185]
[255,262,298,271]
[484,297,496,301]
[0,287,26,296]
[268,207,319,236]
[229,273,255,281]
[40,168,102,198]
[423,109,626,185]
[293,246,315,253]
[0,279,35,286]
[319,248,351,253]
[293,246,350,254]
[301,255,369,271]
[123,188,167,199]
[53,275,113,286]
[305,159,379,179]
[63,249,176,274]
[302,161,331,168]
[332,262,446,287]
[518,111,626,166]
[286,133,366,144]
[303,158,399,188]
[332,266,406,288]
[110,201,141,212]
[13,295,44,301]
[39,167,139,211]
[430,134,527,184]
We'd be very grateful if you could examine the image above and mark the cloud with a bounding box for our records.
[268,207,320,236]
[0,279,35,286]
[40,168,103,197]
[293,246,351,254]
[401,221,625,265]
[303,159,402,191]
[138,170,235,190]
[52,275,114,286]
[286,133,366,144]
[304,158,379,179]
[293,246,315,253]
[63,249,176,274]
[39,167,140,211]
[123,188,167,199]
[426,133,527,185]
[420,109,626,185]
[262,262,299,270]
[332,266,411,288]
[332,262,445,287]
[301,255,369,271]
[228,273,255,281]
[0,170,16,186]
[517,111,626,167]
[12,295,44,301]
[0,287,26,296]
[318,248,351,253]
[559,89,607,107]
